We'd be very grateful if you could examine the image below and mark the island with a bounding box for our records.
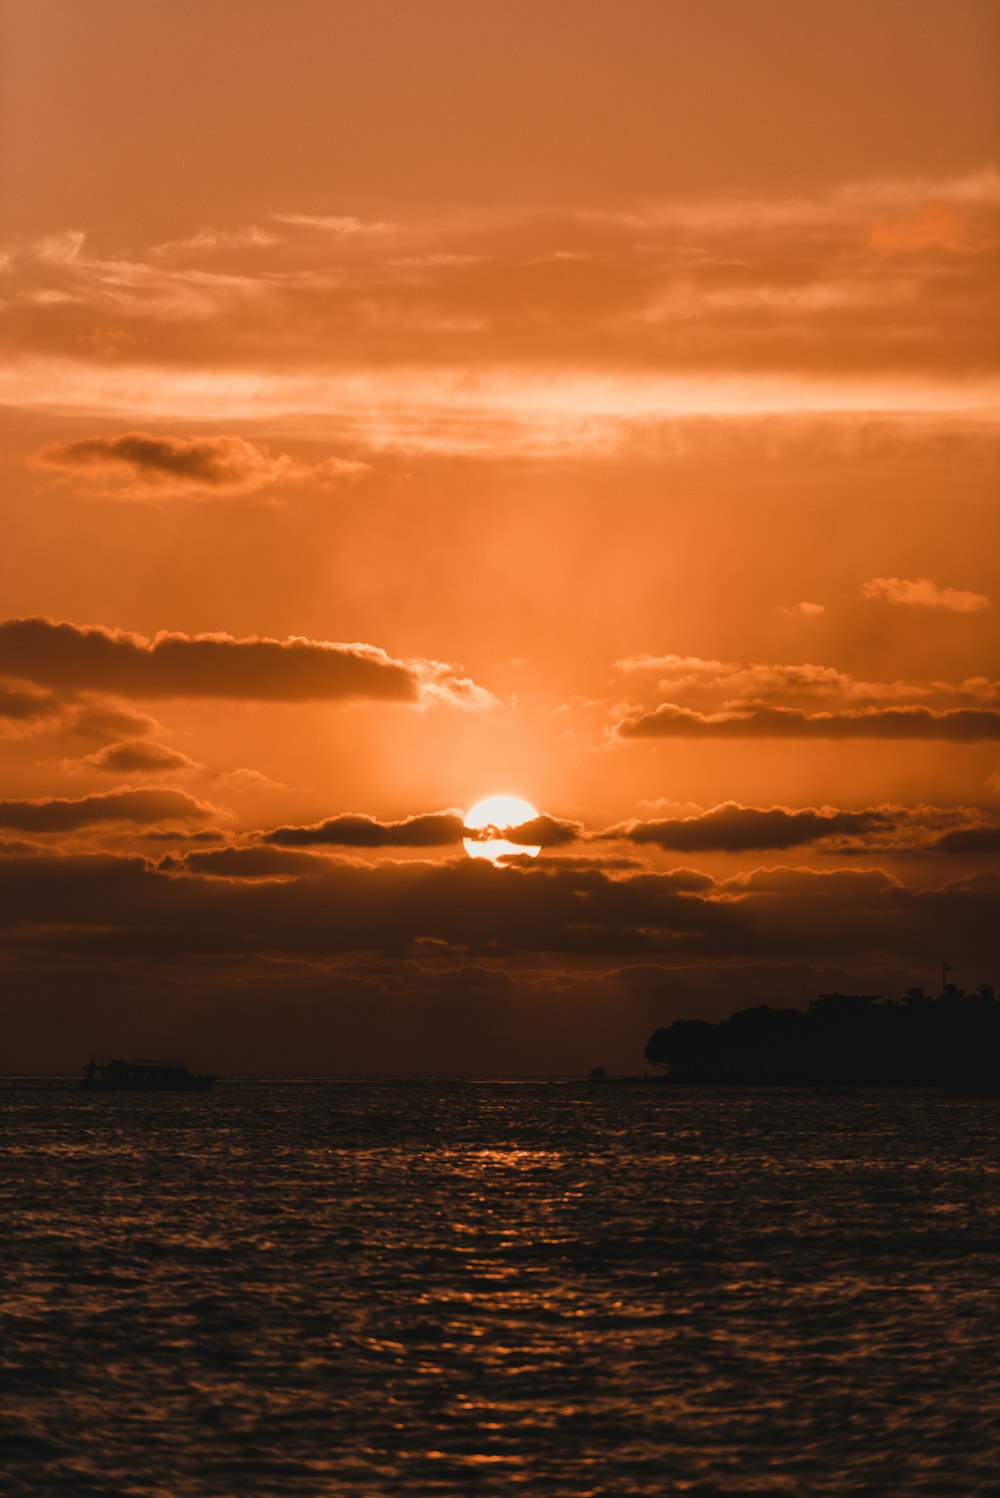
[644,985,1000,1092]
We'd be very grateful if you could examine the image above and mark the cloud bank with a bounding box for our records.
[0,850,995,973]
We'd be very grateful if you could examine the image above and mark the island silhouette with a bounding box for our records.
[644,984,1000,1092]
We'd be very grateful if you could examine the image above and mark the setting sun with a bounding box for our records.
[463,794,541,866]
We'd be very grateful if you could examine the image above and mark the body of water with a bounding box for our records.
[2,1079,998,1495]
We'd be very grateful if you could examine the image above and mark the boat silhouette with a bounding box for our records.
[80,1058,216,1092]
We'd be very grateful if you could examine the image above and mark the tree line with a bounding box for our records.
[644,985,1000,1091]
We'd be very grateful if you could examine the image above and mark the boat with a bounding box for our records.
[80,1058,216,1092]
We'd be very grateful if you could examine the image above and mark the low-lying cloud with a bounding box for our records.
[0,849,996,976]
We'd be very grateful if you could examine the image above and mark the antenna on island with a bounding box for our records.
[941,957,952,993]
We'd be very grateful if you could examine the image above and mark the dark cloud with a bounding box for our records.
[38,432,259,485]
[2,679,164,747]
[493,814,582,848]
[932,827,1000,855]
[163,845,332,878]
[0,680,59,724]
[66,703,161,742]
[721,866,899,898]
[0,837,45,856]
[614,803,894,852]
[0,852,739,957]
[263,810,583,851]
[141,828,226,844]
[0,787,216,832]
[227,802,1000,862]
[2,848,998,1073]
[0,616,475,705]
[77,740,199,774]
[33,432,368,498]
[616,704,1000,741]
[264,812,466,848]
[0,850,996,976]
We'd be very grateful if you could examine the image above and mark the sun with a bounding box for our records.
[463,794,541,866]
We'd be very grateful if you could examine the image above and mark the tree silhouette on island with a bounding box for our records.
[644,985,1000,1093]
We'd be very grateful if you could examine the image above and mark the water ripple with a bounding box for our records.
[1,1081,997,1495]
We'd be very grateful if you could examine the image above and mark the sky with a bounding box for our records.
[1,0,998,1073]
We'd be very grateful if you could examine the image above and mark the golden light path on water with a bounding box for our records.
[463,795,541,867]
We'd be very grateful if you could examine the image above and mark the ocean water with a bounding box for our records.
[2,1080,998,1497]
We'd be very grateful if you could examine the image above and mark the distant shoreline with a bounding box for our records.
[2,1072,996,1097]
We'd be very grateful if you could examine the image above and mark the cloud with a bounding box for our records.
[0,838,46,857]
[215,766,289,793]
[162,845,331,879]
[0,849,996,979]
[615,655,881,707]
[608,802,1000,857]
[263,810,583,852]
[612,803,893,852]
[717,867,905,908]
[264,812,466,848]
[141,828,226,845]
[34,432,368,499]
[862,576,990,613]
[65,703,161,742]
[75,740,200,775]
[0,617,492,708]
[35,230,86,264]
[0,787,217,832]
[270,213,390,236]
[0,680,60,728]
[4,169,999,454]
[615,704,1000,742]
[498,814,582,848]
[931,827,1000,855]
[608,656,1000,750]
[0,850,735,958]
[1,678,165,745]
[783,601,826,618]
[866,203,972,257]
[2,838,998,1074]
[153,226,280,256]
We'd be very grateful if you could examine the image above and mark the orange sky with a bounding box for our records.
[1,0,998,1072]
